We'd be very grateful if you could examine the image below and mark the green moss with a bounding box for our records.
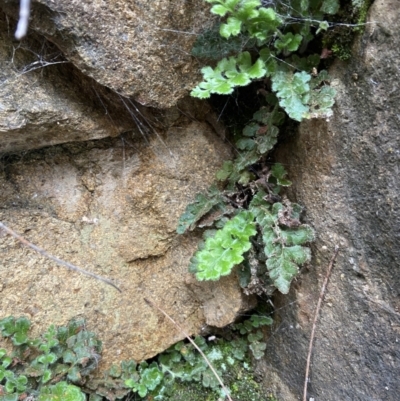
[353,0,373,33]
[320,0,373,61]
[331,42,352,60]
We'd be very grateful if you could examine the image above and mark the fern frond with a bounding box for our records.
[250,192,313,294]
[177,186,224,234]
[192,211,256,281]
[271,70,311,121]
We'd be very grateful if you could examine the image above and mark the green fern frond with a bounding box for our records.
[192,211,256,281]
[271,70,311,121]
[250,191,313,294]
[191,52,266,98]
[177,186,224,234]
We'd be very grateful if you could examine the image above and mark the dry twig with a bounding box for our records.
[0,221,122,292]
[144,297,233,401]
[303,245,339,401]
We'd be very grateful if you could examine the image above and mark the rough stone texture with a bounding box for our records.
[0,120,255,370]
[0,0,213,108]
[259,1,400,400]
[186,268,257,328]
[0,11,136,154]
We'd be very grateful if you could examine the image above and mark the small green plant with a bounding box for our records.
[0,316,100,400]
[191,0,338,121]
[38,381,86,401]
[179,154,314,294]
[189,210,256,281]
[0,315,272,400]
[178,0,347,295]
[231,314,273,360]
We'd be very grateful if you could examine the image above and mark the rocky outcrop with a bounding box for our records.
[259,1,400,400]
[0,0,211,108]
[0,118,257,368]
[0,12,135,154]
[0,0,258,373]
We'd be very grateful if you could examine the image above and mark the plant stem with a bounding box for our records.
[303,245,339,401]
[144,297,233,401]
[0,222,122,292]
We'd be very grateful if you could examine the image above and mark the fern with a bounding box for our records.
[274,32,303,53]
[192,0,337,120]
[178,0,346,294]
[250,192,314,293]
[191,52,266,98]
[216,104,284,187]
[177,186,224,234]
[189,211,256,281]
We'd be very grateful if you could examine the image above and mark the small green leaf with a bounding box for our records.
[320,0,340,15]
[177,186,223,234]
[316,20,330,34]
[125,378,138,389]
[249,341,267,359]
[210,4,230,17]
[247,58,266,79]
[140,365,164,391]
[67,366,81,382]
[271,163,287,180]
[247,331,263,343]
[12,332,28,345]
[256,126,279,154]
[243,123,260,137]
[38,381,85,401]
[0,316,17,337]
[267,246,311,294]
[216,161,233,181]
[42,369,53,383]
[1,357,12,370]
[62,349,76,364]
[236,138,256,150]
[220,17,242,38]
[194,211,256,281]
[274,32,303,53]
[272,71,311,121]
[281,225,315,245]
[138,384,148,398]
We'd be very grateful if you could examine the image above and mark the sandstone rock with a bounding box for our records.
[0,0,213,108]
[0,12,135,154]
[0,120,254,370]
[259,1,400,400]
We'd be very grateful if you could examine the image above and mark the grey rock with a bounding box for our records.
[0,12,136,154]
[260,1,400,400]
[0,0,212,108]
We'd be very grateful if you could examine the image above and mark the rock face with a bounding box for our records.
[0,120,255,369]
[0,0,211,108]
[0,0,258,375]
[0,12,135,154]
[259,1,400,400]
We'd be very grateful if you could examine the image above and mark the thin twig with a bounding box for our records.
[303,246,339,401]
[144,298,233,401]
[0,222,122,292]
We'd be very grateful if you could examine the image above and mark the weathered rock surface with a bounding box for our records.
[0,0,212,108]
[0,12,136,154]
[259,1,400,400]
[0,120,254,369]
